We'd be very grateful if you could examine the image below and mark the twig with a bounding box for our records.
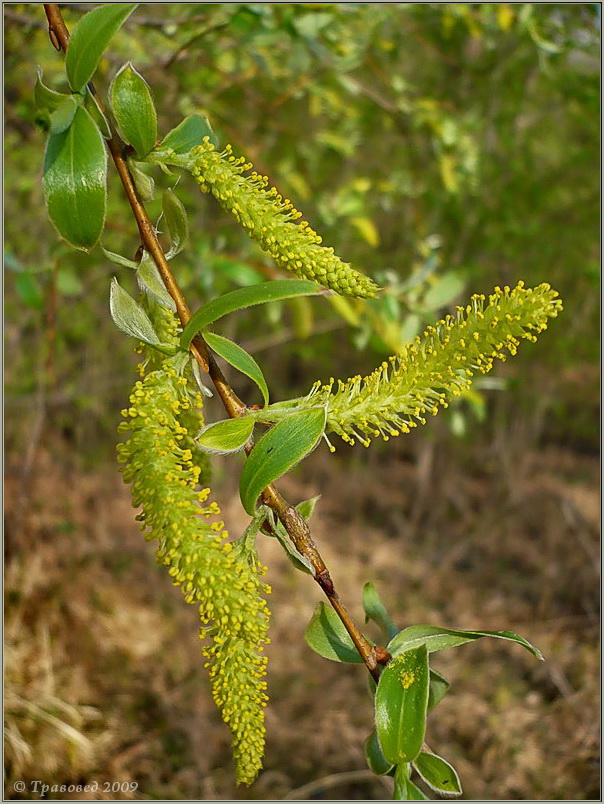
[42,4,389,681]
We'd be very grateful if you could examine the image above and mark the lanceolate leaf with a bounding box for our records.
[363,582,399,641]
[136,253,176,310]
[304,601,368,663]
[43,106,107,251]
[428,668,449,710]
[65,4,138,93]
[203,331,269,407]
[110,62,157,157]
[34,71,69,113]
[387,625,543,661]
[413,751,462,797]
[161,113,217,154]
[364,729,395,776]
[181,280,323,349]
[239,407,326,514]
[163,189,189,258]
[48,95,80,135]
[196,417,255,455]
[109,277,160,345]
[375,645,430,765]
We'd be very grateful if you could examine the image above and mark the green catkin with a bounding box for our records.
[282,282,562,447]
[117,363,270,785]
[187,138,378,299]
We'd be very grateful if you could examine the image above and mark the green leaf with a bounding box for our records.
[240,407,326,514]
[375,645,429,765]
[203,331,269,407]
[84,90,111,139]
[413,752,461,797]
[427,668,449,711]
[128,159,155,202]
[394,763,430,800]
[363,582,399,641]
[387,625,544,661]
[267,514,315,576]
[365,729,395,776]
[403,780,430,800]
[109,277,160,345]
[65,4,138,93]
[34,71,69,114]
[49,95,79,134]
[16,272,44,310]
[181,279,322,349]
[101,246,138,270]
[195,417,255,455]
[110,62,157,158]
[422,272,465,311]
[136,253,176,310]
[162,189,189,258]
[304,601,368,663]
[296,495,321,522]
[43,106,107,251]
[161,113,217,154]
[57,267,83,296]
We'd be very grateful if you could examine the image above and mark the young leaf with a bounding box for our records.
[101,246,138,270]
[365,729,395,776]
[163,189,189,258]
[203,331,269,407]
[375,645,429,765]
[129,159,155,202]
[84,90,111,139]
[295,495,321,522]
[239,407,326,514]
[363,582,399,641]
[196,417,255,455]
[34,70,68,113]
[428,668,449,711]
[16,272,44,310]
[110,62,157,158]
[161,113,217,154]
[387,625,543,661]
[181,279,323,349]
[413,751,462,797]
[136,253,176,310]
[266,515,315,576]
[304,601,367,663]
[65,4,138,93]
[394,763,430,800]
[48,95,79,134]
[404,780,430,800]
[43,106,107,251]
[109,277,161,345]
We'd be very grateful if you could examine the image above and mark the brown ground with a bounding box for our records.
[4,426,600,801]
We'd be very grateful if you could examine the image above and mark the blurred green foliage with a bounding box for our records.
[4,3,599,455]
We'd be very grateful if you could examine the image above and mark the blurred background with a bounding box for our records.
[4,4,600,800]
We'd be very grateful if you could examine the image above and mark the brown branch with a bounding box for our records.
[42,4,389,681]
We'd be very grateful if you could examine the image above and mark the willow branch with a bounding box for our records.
[42,4,388,680]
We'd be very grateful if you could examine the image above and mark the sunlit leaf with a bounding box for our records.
[305,601,367,663]
[48,95,79,134]
[110,62,157,158]
[43,106,107,251]
[109,277,160,346]
[161,113,217,154]
[196,416,255,454]
[363,582,399,641]
[365,729,395,776]
[163,188,189,258]
[203,331,269,406]
[413,751,462,797]
[181,280,322,349]
[65,4,138,93]
[240,407,326,514]
[387,625,543,661]
[375,645,429,765]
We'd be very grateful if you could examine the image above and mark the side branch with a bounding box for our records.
[42,4,389,681]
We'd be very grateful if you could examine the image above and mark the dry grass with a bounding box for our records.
[4,428,600,801]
